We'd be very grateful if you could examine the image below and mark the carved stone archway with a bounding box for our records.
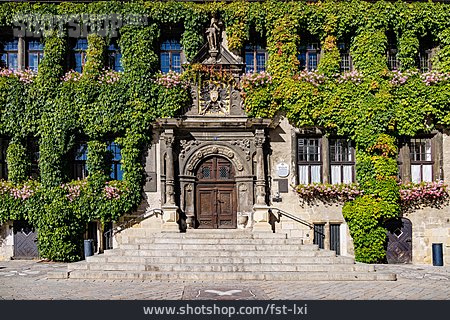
[180,143,252,229]
[183,144,250,177]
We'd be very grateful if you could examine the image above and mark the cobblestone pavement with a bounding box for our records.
[0,260,449,300]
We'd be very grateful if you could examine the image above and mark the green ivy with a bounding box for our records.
[1,0,450,263]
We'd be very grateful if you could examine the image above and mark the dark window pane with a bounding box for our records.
[74,39,88,50]
[28,40,43,51]
[108,142,123,180]
[172,52,181,73]
[298,52,306,70]
[28,53,39,72]
[75,144,88,161]
[114,53,123,71]
[7,53,18,70]
[75,53,83,73]
[256,53,266,72]
[4,39,18,51]
[160,52,170,74]
[245,52,254,73]
[160,40,182,74]
[308,52,317,71]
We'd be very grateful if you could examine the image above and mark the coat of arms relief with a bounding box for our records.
[199,82,231,115]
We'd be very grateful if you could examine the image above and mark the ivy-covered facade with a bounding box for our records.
[0,0,449,265]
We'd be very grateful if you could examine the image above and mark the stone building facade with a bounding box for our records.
[0,1,449,266]
[113,26,449,266]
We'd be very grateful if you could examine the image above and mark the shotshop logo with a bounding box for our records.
[143,303,309,317]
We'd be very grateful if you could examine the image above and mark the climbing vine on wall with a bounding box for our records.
[0,1,450,262]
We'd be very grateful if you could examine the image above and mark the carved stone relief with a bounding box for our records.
[180,140,201,159]
[185,145,245,173]
[231,139,251,161]
[199,82,231,116]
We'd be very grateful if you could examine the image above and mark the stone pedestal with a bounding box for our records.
[252,205,272,232]
[161,206,180,232]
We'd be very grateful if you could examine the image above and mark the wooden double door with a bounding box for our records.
[196,157,237,229]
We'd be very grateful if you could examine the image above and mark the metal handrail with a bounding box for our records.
[104,208,163,239]
[269,207,325,238]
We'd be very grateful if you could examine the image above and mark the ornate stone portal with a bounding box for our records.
[155,17,272,232]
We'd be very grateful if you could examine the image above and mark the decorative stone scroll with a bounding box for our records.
[180,139,201,159]
[231,139,251,161]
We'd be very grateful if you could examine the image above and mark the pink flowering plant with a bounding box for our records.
[61,180,88,202]
[0,180,38,200]
[61,70,82,82]
[0,68,37,84]
[98,69,121,85]
[388,70,418,86]
[241,71,273,90]
[399,181,448,210]
[420,71,450,86]
[294,70,326,86]
[154,71,189,89]
[295,180,448,210]
[295,183,362,204]
[104,181,128,200]
[335,70,364,84]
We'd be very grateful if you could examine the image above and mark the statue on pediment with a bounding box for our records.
[206,17,222,54]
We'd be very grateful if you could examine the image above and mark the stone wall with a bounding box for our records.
[404,206,450,265]
[267,117,355,257]
[113,137,163,246]
[0,221,14,261]
[401,132,450,265]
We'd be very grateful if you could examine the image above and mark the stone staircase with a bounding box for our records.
[66,230,396,281]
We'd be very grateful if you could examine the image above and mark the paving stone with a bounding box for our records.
[0,261,449,300]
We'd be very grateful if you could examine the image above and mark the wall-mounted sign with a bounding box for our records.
[276,162,289,178]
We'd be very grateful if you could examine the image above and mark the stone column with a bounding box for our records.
[253,129,272,232]
[161,129,179,232]
[18,37,25,70]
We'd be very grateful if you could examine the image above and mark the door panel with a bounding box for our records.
[217,187,236,228]
[13,220,39,259]
[197,187,216,228]
[195,156,237,229]
[386,217,412,264]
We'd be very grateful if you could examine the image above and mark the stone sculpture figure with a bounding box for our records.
[206,17,221,51]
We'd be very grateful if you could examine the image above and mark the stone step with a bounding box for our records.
[86,254,353,265]
[95,249,337,259]
[118,243,319,251]
[72,261,373,273]
[129,237,302,245]
[103,248,334,258]
[68,270,396,281]
[119,231,289,240]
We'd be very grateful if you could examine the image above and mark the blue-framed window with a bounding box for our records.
[160,40,182,74]
[27,40,44,72]
[73,39,88,73]
[72,143,88,180]
[245,45,266,73]
[107,42,123,72]
[108,142,123,181]
[1,39,19,70]
[298,43,320,71]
